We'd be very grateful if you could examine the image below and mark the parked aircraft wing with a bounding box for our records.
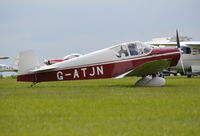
[185,42,200,46]
[145,42,176,46]
[147,41,200,47]
[127,59,171,76]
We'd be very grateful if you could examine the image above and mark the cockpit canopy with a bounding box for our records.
[127,42,152,56]
[111,41,152,58]
[63,53,82,60]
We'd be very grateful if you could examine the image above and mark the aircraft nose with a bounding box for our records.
[163,48,181,67]
[151,47,181,67]
[152,47,180,54]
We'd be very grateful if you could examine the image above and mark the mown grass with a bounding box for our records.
[0,77,200,136]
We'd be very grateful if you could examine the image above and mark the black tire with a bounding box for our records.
[187,74,192,78]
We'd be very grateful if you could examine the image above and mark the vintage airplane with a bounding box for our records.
[17,32,181,86]
[44,53,82,65]
[147,36,200,77]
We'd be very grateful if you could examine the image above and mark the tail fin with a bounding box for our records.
[18,50,40,75]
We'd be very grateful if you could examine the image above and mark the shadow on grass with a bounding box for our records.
[28,83,178,89]
[24,83,134,89]
[102,84,178,88]
[16,77,180,89]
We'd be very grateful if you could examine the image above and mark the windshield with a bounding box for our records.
[110,42,152,58]
[63,54,82,60]
[128,42,152,56]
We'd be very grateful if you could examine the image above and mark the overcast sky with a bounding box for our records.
[0,0,200,75]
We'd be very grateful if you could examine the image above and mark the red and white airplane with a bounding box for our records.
[17,32,181,86]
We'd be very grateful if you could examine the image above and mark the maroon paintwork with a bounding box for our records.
[17,47,180,82]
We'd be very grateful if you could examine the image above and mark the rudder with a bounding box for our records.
[18,50,40,75]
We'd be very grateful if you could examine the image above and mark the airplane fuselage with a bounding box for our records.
[17,42,180,82]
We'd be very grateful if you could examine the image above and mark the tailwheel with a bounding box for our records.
[135,74,166,86]
[187,74,192,78]
[30,82,38,87]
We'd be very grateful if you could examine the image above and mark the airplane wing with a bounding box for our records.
[185,42,200,46]
[146,42,177,46]
[128,59,171,76]
[114,59,171,78]
[148,41,200,47]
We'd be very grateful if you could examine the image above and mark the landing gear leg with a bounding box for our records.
[187,74,192,78]
[135,76,151,86]
[30,82,38,87]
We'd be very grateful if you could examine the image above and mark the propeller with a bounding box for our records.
[176,29,185,74]
[176,29,180,48]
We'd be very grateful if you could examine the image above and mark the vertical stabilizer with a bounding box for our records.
[18,50,40,75]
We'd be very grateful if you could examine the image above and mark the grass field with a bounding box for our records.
[0,76,200,136]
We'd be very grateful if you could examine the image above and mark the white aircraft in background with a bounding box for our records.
[147,36,200,77]
[0,56,18,72]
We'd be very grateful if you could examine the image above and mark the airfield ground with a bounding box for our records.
[0,76,200,136]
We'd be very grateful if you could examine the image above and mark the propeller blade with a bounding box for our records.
[176,29,185,74]
[176,29,180,48]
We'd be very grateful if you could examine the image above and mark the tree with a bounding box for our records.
[0,73,3,79]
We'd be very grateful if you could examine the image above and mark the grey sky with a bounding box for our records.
[0,0,200,75]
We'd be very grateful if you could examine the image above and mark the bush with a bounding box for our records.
[0,74,3,79]
[10,75,17,79]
